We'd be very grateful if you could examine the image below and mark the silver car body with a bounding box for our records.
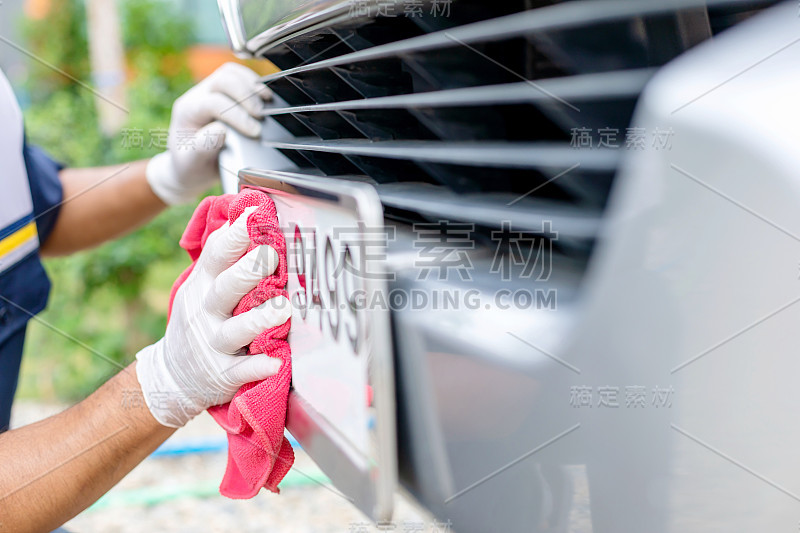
[218,1,797,531]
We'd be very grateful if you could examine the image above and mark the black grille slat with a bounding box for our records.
[263,69,654,115]
[262,139,619,171]
[257,0,773,87]
[264,69,651,142]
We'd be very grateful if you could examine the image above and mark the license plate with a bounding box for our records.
[238,168,396,521]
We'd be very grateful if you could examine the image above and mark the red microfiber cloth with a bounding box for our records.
[168,189,294,498]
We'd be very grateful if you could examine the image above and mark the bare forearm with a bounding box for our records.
[40,160,167,256]
[0,363,174,532]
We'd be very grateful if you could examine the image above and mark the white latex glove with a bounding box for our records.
[136,207,291,427]
[146,63,272,205]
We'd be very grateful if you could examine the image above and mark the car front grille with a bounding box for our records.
[253,0,776,261]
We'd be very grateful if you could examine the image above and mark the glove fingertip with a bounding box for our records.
[252,244,279,277]
[244,118,262,138]
[229,354,283,385]
[255,354,283,375]
[227,205,258,240]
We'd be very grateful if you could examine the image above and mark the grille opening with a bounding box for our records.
[331,59,414,98]
[268,77,314,106]
[340,109,438,141]
[410,0,561,33]
[282,30,356,62]
[251,0,778,267]
[344,155,438,185]
[293,111,366,140]
[382,205,428,227]
[336,15,427,50]
[262,12,719,105]
[264,43,303,70]
[295,150,363,175]
[410,104,569,142]
[541,98,638,135]
[708,1,773,34]
[415,161,567,199]
[383,207,589,265]
[402,37,542,93]
[285,71,364,103]
[527,18,671,76]
[276,148,314,169]
[553,170,615,208]
[271,114,315,137]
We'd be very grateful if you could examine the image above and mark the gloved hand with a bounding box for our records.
[136,207,291,427]
[146,63,272,205]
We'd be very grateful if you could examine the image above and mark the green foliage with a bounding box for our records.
[122,0,194,53]
[23,0,90,99]
[21,88,105,168]
[19,0,208,401]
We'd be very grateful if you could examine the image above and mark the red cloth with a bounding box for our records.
[169,189,294,498]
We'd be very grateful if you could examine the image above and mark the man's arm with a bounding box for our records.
[0,208,291,532]
[40,160,166,256]
[39,62,270,256]
[0,364,172,532]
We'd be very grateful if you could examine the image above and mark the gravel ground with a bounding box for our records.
[12,402,593,533]
[11,402,430,533]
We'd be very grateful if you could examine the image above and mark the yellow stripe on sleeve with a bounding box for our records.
[0,222,37,259]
